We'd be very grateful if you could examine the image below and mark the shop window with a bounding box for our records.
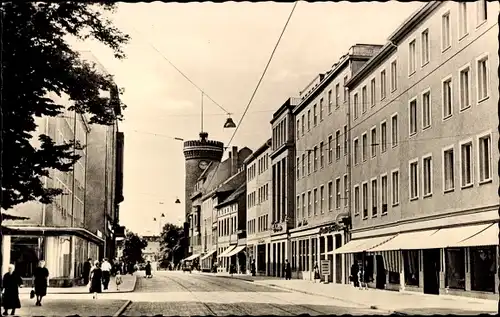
[445,248,466,290]
[470,246,496,292]
[403,250,420,286]
[388,271,400,285]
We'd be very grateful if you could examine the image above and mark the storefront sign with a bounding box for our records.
[272,223,283,233]
[320,259,331,279]
[319,224,341,235]
[257,239,265,244]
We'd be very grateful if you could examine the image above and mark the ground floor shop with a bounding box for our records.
[339,212,498,300]
[1,226,103,284]
[217,244,247,273]
[200,249,216,272]
[246,238,270,275]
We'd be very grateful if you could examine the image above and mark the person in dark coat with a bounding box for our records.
[250,260,256,276]
[89,261,103,299]
[350,262,360,287]
[285,259,292,280]
[145,261,152,278]
[2,264,22,315]
[33,260,49,306]
[83,258,92,286]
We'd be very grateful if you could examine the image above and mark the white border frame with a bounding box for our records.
[361,181,369,219]
[362,132,368,162]
[442,144,455,193]
[475,52,490,103]
[391,168,400,206]
[327,181,333,212]
[457,2,469,41]
[421,153,433,198]
[476,129,493,184]
[370,176,379,218]
[335,177,341,210]
[380,120,388,153]
[408,96,418,136]
[408,37,417,77]
[370,125,378,159]
[370,77,376,107]
[391,112,399,148]
[390,59,398,92]
[353,184,360,216]
[458,62,472,111]
[441,75,453,121]
[458,137,474,189]
[420,28,430,67]
[421,88,432,130]
[353,137,360,166]
[380,173,389,215]
[441,10,452,52]
[361,85,368,114]
[408,157,419,201]
[380,68,387,100]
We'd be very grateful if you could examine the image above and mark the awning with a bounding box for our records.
[185,253,201,261]
[3,225,104,245]
[329,235,396,254]
[201,249,217,260]
[424,223,491,249]
[370,229,439,252]
[225,245,246,257]
[456,223,498,247]
[217,245,236,258]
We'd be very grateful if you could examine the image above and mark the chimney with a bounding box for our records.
[231,146,238,176]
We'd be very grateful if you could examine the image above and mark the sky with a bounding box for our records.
[74,1,422,236]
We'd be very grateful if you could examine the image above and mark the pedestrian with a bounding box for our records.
[1,264,22,316]
[101,258,112,290]
[285,259,292,280]
[313,263,320,283]
[115,271,123,291]
[89,261,103,299]
[250,260,256,276]
[350,262,360,288]
[362,260,370,290]
[145,261,152,278]
[32,260,49,306]
[83,258,92,286]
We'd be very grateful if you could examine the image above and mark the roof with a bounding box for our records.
[217,183,246,208]
[243,139,272,165]
[270,97,301,124]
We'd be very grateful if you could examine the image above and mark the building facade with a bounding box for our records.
[268,97,301,278]
[290,45,383,282]
[244,139,272,275]
[341,0,498,300]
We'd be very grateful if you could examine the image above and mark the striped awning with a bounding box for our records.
[373,250,402,273]
[217,245,236,258]
[201,249,216,260]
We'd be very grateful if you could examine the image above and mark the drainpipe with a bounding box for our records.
[346,86,352,283]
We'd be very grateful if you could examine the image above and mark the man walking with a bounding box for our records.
[83,258,92,286]
[101,258,112,290]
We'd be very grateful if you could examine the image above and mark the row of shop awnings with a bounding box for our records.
[334,222,497,254]
[217,245,246,258]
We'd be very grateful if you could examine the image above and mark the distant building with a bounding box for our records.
[142,235,161,265]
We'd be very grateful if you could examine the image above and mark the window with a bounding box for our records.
[362,133,367,162]
[391,170,399,205]
[391,114,398,147]
[443,147,455,191]
[409,39,416,74]
[335,84,340,108]
[313,146,318,171]
[423,155,433,196]
[445,248,466,290]
[409,160,419,200]
[335,178,341,209]
[296,120,300,140]
[307,191,312,217]
[403,250,420,286]
[477,55,489,101]
[478,134,491,182]
[391,60,397,91]
[313,104,317,126]
[409,98,417,135]
[381,175,388,214]
[307,151,311,174]
[307,110,311,131]
[319,99,324,121]
[328,90,332,113]
[459,2,468,38]
[343,174,348,207]
[442,12,451,50]
[380,70,386,99]
[301,154,305,176]
[354,185,360,215]
[460,141,473,187]
[328,182,333,211]
[343,76,348,102]
[302,193,306,219]
[296,157,300,179]
[470,246,496,293]
[371,127,377,158]
[353,138,359,165]
[343,125,347,155]
[421,29,430,65]
[371,178,378,217]
[477,0,487,25]
[320,185,325,213]
[459,65,471,110]
[301,115,305,135]
[296,196,301,222]
[370,78,376,106]
[381,121,387,152]
[313,188,318,215]
[320,142,324,168]
[335,130,341,160]
[422,90,431,129]
[362,183,368,218]
[353,93,359,119]
[361,86,367,113]
[328,135,333,163]
[442,77,452,119]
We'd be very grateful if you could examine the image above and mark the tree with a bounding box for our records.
[158,223,185,268]
[122,231,148,265]
[1,3,130,220]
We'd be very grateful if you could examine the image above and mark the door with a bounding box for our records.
[423,249,440,295]
[375,255,386,289]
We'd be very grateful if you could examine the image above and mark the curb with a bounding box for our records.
[113,300,132,317]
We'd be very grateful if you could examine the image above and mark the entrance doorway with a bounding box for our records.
[423,249,440,295]
[375,254,386,289]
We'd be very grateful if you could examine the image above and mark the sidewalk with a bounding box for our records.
[19,274,137,294]
[251,279,497,315]
[194,270,276,282]
[14,298,128,316]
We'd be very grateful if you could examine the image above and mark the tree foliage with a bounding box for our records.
[1,2,130,215]
[158,223,185,267]
[122,231,148,265]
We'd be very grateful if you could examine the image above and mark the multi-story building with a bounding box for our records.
[142,235,161,270]
[341,0,498,300]
[268,97,301,278]
[244,139,272,275]
[291,44,383,282]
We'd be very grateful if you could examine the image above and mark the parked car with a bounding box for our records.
[182,260,192,273]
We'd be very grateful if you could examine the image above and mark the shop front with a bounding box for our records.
[200,249,216,272]
[246,237,270,275]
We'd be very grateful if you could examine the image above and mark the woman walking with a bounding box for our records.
[33,260,49,306]
[89,261,103,299]
[1,264,22,316]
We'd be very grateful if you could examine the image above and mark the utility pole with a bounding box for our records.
[69,110,77,279]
